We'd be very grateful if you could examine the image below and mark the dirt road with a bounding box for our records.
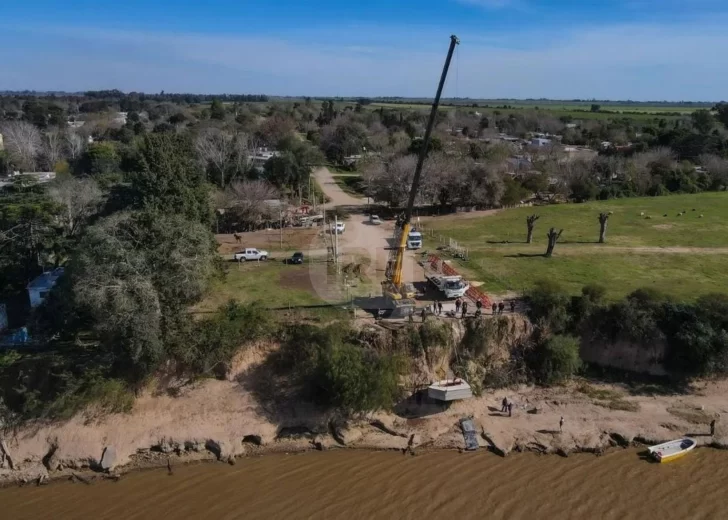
[314,167,420,284]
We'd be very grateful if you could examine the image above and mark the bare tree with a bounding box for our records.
[195,128,252,187]
[226,180,280,230]
[526,214,540,244]
[597,213,609,244]
[47,176,103,237]
[545,228,563,258]
[1,121,42,171]
[43,127,65,170]
[699,154,728,188]
[66,131,86,161]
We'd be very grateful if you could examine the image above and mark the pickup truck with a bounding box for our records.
[427,275,470,299]
[233,248,269,261]
[331,222,346,234]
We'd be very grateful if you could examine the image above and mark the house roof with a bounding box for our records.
[27,267,64,290]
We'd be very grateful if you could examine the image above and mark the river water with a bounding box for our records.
[3,448,727,519]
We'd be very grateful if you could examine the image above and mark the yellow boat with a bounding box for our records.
[648,438,697,463]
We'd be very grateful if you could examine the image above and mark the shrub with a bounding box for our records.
[532,335,582,385]
[527,280,571,333]
[312,343,405,413]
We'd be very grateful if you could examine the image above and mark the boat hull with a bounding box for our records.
[648,437,697,463]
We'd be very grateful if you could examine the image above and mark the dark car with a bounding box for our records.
[289,252,304,264]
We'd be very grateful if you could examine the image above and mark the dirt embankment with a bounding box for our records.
[3,330,728,487]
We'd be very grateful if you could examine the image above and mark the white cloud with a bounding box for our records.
[0,19,726,100]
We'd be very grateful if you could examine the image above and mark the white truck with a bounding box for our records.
[233,248,269,261]
[427,275,470,299]
[407,230,423,249]
[331,222,346,234]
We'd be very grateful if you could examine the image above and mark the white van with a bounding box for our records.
[407,230,423,250]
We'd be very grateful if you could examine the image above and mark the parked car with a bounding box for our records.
[331,222,346,234]
[289,252,304,264]
[233,248,269,261]
[370,215,382,225]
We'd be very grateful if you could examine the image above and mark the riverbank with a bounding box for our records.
[2,348,728,487]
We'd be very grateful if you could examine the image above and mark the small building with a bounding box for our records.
[27,267,64,309]
[531,137,552,147]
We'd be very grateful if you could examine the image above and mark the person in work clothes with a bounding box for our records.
[510,301,516,313]
[499,301,505,314]
[476,299,483,313]
[491,302,497,315]
[501,397,508,413]
[455,298,462,314]
[461,301,468,318]
[437,301,443,315]
[559,416,565,433]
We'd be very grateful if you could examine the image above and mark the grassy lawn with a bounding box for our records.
[332,174,366,198]
[460,250,728,300]
[197,261,337,312]
[424,193,728,300]
[426,193,728,248]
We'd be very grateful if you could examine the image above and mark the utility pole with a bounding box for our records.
[279,210,283,249]
[334,214,339,273]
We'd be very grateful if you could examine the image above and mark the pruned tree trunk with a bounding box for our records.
[545,227,563,257]
[598,212,609,244]
[526,214,540,244]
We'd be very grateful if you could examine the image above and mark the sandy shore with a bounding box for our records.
[3,359,728,486]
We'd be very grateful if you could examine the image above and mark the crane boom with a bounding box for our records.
[389,34,460,291]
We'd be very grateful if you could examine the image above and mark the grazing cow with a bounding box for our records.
[234,233,242,243]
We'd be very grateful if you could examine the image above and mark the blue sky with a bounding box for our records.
[1,0,727,100]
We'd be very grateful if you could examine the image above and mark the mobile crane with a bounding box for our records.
[382,35,460,317]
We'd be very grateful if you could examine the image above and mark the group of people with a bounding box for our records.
[418,298,519,322]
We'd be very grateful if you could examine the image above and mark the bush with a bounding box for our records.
[532,335,581,385]
[312,343,404,413]
[168,300,275,377]
[276,323,405,414]
[527,280,571,333]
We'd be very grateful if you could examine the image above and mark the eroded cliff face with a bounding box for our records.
[580,337,668,376]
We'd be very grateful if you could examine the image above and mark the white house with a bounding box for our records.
[27,267,64,309]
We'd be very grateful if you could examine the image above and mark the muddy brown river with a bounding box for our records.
[3,448,727,519]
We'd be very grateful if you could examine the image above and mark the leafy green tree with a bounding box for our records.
[501,177,530,207]
[527,280,571,333]
[71,211,217,380]
[532,335,582,384]
[128,133,212,225]
[407,135,442,156]
[81,142,119,175]
[713,102,728,129]
[590,104,601,113]
[210,99,226,120]
[691,109,715,134]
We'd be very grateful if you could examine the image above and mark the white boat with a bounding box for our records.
[648,437,697,463]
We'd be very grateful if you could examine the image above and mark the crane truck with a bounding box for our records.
[381,35,460,318]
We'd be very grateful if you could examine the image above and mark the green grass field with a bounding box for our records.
[197,261,334,312]
[424,193,728,300]
[369,101,694,120]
